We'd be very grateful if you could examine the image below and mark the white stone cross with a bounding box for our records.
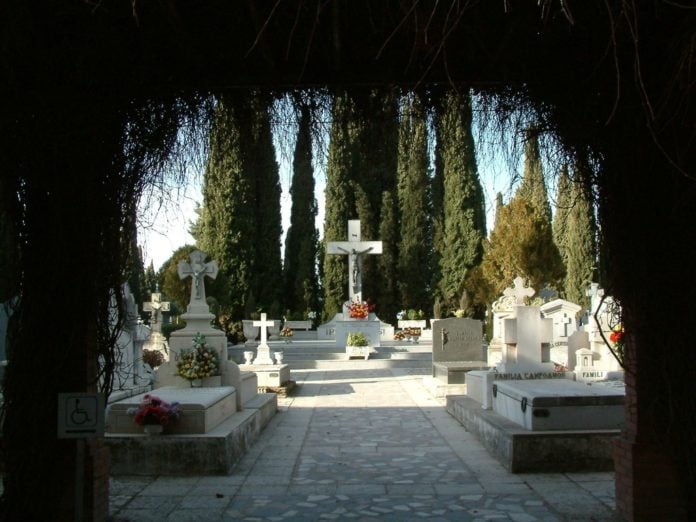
[326,220,383,302]
[499,306,554,373]
[143,289,170,332]
[252,313,276,365]
[503,276,535,305]
[253,313,274,347]
[177,250,219,305]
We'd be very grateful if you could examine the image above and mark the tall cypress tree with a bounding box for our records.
[283,101,319,318]
[322,91,353,319]
[198,95,256,322]
[517,128,553,223]
[430,106,445,309]
[378,190,400,324]
[564,158,597,308]
[437,90,487,314]
[249,93,283,317]
[349,89,399,307]
[553,164,572,269]
[397,92,432,312]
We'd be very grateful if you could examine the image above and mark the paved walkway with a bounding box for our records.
[110,368,619,521]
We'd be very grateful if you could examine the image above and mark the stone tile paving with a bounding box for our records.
[110,368,620,521]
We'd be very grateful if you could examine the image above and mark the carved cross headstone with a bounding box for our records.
[252,313,276,365]
[177,250,219,306]
[326,220,383,303]
[503,276,535,305]
[557,314,574,337]
[143,287,170,333]
[499,306,554,374]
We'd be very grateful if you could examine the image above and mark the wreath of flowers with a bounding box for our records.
[176,332,220,381]
[129,394,181,427]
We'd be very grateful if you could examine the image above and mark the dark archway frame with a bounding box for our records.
[1,2,693,520]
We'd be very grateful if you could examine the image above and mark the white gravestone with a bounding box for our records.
[327,220,382,304]
[240,312,291,388]
[540,298,581,368]
[466,279,561,409]
[252,313,275,365]
[161,250,257,410]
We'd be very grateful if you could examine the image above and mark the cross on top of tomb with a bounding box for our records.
[143,290,170,332]
[177,250,218,306]
[253,313,274,347]
[326,220,383,303]
[503,276,535,305]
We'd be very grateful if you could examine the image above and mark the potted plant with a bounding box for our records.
[346,331,370,360]
[129,394,181,435]
[176,332,220,387]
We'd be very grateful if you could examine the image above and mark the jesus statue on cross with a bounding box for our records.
[327,220,383,304]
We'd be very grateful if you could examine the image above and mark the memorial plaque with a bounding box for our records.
[432,317,486,363]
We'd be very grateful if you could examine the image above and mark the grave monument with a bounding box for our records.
[323,219,383,350]
[424,317,488,397]
[570,283,625,382]
[141,286,171,361]
[105,250,276,475]
[447,278,625,472]
[239,312,291,390]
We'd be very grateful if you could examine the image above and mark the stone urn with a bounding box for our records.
[274,351,284,364]
[243,351,255,365]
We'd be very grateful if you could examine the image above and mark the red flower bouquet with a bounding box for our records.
[131,394,181,427]
[349,300,374,319]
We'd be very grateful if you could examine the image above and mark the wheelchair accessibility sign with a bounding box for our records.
[58,393,105,438]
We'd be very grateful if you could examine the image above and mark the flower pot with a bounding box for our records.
[274,351,284,364]
[143,424,163,436]
[243,351,255,364]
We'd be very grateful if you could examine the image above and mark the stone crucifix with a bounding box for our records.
[177,250,219,306]
[142,286,170,333]
[327,220,383,303]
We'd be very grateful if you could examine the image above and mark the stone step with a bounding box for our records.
[286,358,432,370]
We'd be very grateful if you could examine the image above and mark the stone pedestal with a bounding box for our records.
[240,363,291,388]
[156,304,248,410]
[335,317,381,348]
